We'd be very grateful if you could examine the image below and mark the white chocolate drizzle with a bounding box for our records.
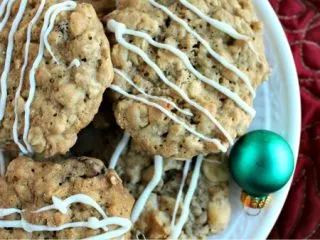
[84,219,131,240]
[170,155,203,239]
[147,0,255,96]
[179,0,261,62]
[0,0,10,19]
[44,2,77,63]
[0,194,132,239]
[68,58,81,69]
[0,149,5,176]
[0,0,15,31]
[170,160,191,229]
[112,22,255,117]
[13,0,46,154]
[0,217,131,234]
[131,155,163,223]
[248,41,261,63]
[114,68,193,117]
[110,84,227,151]
[35,194,107,218]
[23,1,77,153]
[108,20,233,146]
[0,0,27,121]
[179,0,249,40]
[109,131,131,169]
[0,208,21,217]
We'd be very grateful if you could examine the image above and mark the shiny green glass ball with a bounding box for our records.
[229,130,294,197]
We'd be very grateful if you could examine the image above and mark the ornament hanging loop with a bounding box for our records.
[243,206,261,216]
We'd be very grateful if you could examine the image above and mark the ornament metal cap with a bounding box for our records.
[240,191,271,209]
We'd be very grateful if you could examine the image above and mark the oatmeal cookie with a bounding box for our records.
[105,0,270,159]
[72,112,231,239]
[0,0,113,157]
[0,156,134,239]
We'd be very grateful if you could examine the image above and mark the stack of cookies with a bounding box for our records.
[0,0,270,239]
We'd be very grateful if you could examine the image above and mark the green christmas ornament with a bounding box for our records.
[229,130,294,209]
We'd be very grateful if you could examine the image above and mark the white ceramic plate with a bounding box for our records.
[212,1,301,239]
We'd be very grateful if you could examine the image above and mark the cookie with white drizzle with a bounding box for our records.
[0,0,113,157]
[72,111,231,239]
[104,0,270,159]
[0,156,134,239]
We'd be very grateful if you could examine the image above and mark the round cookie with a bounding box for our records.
[105,0,270,159]
[0,0,113,157]
[0,156,134,239]
[72,110,231,239]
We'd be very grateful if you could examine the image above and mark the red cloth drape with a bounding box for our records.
[269,0,320,238]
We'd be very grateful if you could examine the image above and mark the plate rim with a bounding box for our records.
[252,0,301,239]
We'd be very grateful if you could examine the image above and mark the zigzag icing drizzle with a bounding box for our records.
[35,194,107,217]
[0,0,10,18]
[171,160,191,229]
[110,84,228,151]
[113,23,255,117]
[44,3,77,64]
[13,0,46,154]
[130,155,163,223]
[179,0,249,40]
[170,155,204,239]
[148,0,255,96]
[248,41,262,62]
[0,194,132,239]
[23,1,77,153]
[0,0,15,31]
[108,20,233,149]
[109,131,131,169]
[179,0,262,61]
[0,0,27,121]
[114,68,194,117]
[0,150,5,176]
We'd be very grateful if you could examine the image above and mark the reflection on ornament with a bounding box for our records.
[229,130,294,211]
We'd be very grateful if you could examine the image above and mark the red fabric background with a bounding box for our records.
[268,0,320,239]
